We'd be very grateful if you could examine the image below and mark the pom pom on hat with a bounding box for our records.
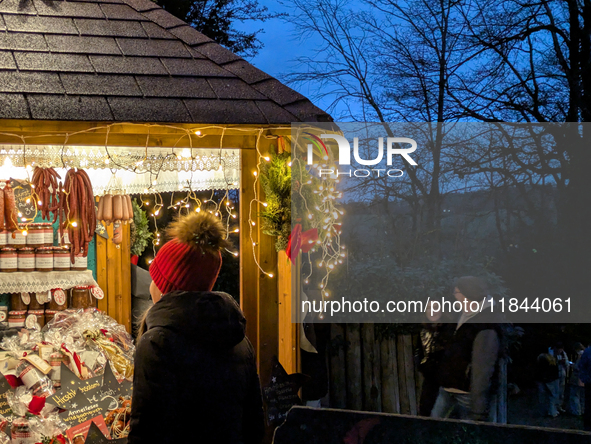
[150,211,232,295]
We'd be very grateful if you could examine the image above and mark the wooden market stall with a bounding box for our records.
[0,0,333,384]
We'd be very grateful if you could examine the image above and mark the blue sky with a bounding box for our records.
[234,1,330,112]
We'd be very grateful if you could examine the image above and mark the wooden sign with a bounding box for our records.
[9,179,36,219]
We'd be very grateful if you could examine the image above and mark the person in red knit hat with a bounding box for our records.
[129,211,264,444]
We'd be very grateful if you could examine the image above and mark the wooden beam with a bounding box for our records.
[0,119,295,148]
[240,148,259,357]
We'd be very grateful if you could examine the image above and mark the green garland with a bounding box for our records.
[259,151,292,251]
[131,199,153,256]
[259,146,321,251]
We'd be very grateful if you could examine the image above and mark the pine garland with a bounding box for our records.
[259,151,292,251]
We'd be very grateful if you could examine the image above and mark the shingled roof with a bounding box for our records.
[0,0,332,124]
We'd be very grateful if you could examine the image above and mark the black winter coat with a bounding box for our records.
[128,291,265,444]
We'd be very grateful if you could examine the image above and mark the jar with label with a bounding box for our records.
[48,289,68,311]
[8,310,26,328]
[8,227,27,249]
[45,309,57,325]
[0,305,7,327]
[35,247,53,272]
[26,310,45,329]
[71,286,95,309]
[0,247,17,272]
[16,360,53,397]
[53,246,70,271]
[10,292,29,311]
[29,292,47,310]
[42,222,54,247]
[11,417,32,443]
[49,352,64,388]
[17,247,35,272]
[73,254,88,271]
[26,223,45,248]
[0,230,7,247]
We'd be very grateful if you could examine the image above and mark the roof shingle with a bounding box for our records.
[0,93,30,119]
[28,94,114,120]
[0,0,332,123]
[34,1,105,18]
[3,14,78,34]
[0,32,48,51]
[75,18,148,38]
[46,34,122,54]
[117,37,191,57]
[60,73,142,96]
[108,97,192,122]
[0,50,16,69]
[15,51,94,72]
[0,71,64,93]
[136,76,216,98]
[91,55,169,75]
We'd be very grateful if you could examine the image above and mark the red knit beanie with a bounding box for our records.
[149,212,231,295]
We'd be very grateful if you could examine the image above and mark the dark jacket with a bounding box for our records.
[128,291,265,444]
[438,308,501,420]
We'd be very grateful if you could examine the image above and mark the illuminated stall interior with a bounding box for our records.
[0,0,332,382]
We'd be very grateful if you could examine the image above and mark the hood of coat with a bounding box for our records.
[145,291,246,350]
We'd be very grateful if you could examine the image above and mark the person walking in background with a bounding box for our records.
[577,343,591,431]
[430,277,502,421]
[549,342,569,413]
[129,212,264,444]
[567,342,585,416]
[536,351,560,417]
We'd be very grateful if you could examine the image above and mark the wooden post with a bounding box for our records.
[239,146,279,385]
[380,335,400,413]
[396,334,410,414]
[403,334,418,415]
[362,323,381,412]
[345,323,362,410]
[277,251,296,374]
[240,148,259,355]
[95,222,131,332]
[329,323,347,409]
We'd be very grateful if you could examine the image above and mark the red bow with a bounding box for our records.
[286,224,318,264]
[28,395,46,415]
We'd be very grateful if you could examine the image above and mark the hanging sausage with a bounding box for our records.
[60,168,96,263]
[97,192,134,245]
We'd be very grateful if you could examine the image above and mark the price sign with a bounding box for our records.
[9,179,36,219]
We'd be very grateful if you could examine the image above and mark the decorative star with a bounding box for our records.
[262,356,310,427]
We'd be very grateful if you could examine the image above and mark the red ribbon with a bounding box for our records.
[61,343,82,375]
[286,224,318,264]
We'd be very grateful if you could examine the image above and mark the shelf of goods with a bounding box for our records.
[0,270,98,294]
